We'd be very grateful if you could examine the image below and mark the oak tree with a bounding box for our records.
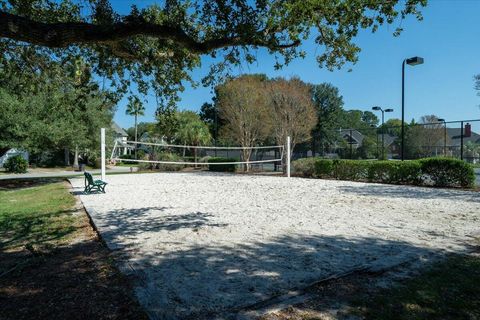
[267,77,316,170]
[0,0,427,106]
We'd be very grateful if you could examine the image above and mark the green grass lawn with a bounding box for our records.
[352,253,480,319]
[0,180,149,318]
[0,181,78,251]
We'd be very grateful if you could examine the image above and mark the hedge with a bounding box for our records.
[292,157,475,188]
[207,157,237,172]
[419,158,476,188]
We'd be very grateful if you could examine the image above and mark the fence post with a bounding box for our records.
[350,129,353,159]
[101,128,106,181]
[287,136,291,178]
[460,121,464,161]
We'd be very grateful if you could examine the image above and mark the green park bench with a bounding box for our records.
[84,172,107,194]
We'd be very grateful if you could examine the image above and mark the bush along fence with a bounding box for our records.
[292,157,475,188]
[207,157,237,172]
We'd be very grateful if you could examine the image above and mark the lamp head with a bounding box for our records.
[385,108,394,113]
[437,118,445,122]
[406,56,424,66]
[372,106,381,111]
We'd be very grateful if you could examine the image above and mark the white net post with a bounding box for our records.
[101,128,106,181]
[287,136,291,178]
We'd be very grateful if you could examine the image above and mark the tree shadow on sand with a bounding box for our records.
[89,206,229,251]
[105,232,460,320]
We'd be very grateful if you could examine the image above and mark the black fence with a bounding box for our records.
[293,119,480,164]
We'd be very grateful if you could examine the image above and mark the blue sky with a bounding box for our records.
[112,0,480,131]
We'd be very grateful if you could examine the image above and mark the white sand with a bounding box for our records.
[70,172,480,319]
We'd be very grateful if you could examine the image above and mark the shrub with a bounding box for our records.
[314,159,334,178]
[367,161,422,185]
[292,158,316,177]
[139,152,184,171]
[395,161,423,185]
[207,157,237,172]
[4,155,28,173]
[291,157,474,188]
[333,159,367,181]
[419,158,475,188]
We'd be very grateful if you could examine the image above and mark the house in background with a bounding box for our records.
[378,133,400,159]
[445,126,480,162]
[339,129,364,149]
[111,122,132,156]
[0,148,29,168]
[446,127,480,146]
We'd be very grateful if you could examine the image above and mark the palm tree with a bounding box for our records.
[125,95,145,159]
[176,111,212,166]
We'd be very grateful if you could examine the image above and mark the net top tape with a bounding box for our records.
[124,141,284,150]
[111,158,282,165]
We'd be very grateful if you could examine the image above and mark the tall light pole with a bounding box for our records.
[214,103,218,157]
[372,106,393,159]
[371,124,379,159]
[437,118,446,156]
[401,56,424,161]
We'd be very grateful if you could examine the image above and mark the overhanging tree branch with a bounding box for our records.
[0,11,299,57]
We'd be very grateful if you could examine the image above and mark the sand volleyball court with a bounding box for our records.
[70,172,480,319]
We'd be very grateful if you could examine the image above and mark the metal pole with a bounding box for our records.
[401,60,406,161]
[376,130,379,159]
[350,129,353,159]
[444,121,447,156]
[101,128,106,181]
[287,136,291,178]
[460,121,464,161]
[214,104,218,157]
[381,110,385,160]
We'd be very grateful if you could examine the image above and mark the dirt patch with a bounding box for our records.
[0,204,148,320]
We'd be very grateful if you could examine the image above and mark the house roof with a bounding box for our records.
[339,129,364,145]
[446,127,480,145]
[378,133,397,146]
[111,122,128,137]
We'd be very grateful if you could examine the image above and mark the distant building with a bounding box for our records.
[377,133,400,159]
[339,129,364,148]
[111,122,132,155]
[446,127,480,146]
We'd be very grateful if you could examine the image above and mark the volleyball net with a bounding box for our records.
[109,139,286,170]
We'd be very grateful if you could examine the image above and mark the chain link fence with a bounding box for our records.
[293,119,480,164]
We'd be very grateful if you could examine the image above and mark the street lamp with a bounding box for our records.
[437,118,446,156]
[401,56,424,161]
[371,124,379,158]
[372,106,394,159]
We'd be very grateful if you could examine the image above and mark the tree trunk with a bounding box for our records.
[73,146,79,170]
[134,113,138,159]
[64,147,70,166]
[242,148,251,172]
[194,147,197,168]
